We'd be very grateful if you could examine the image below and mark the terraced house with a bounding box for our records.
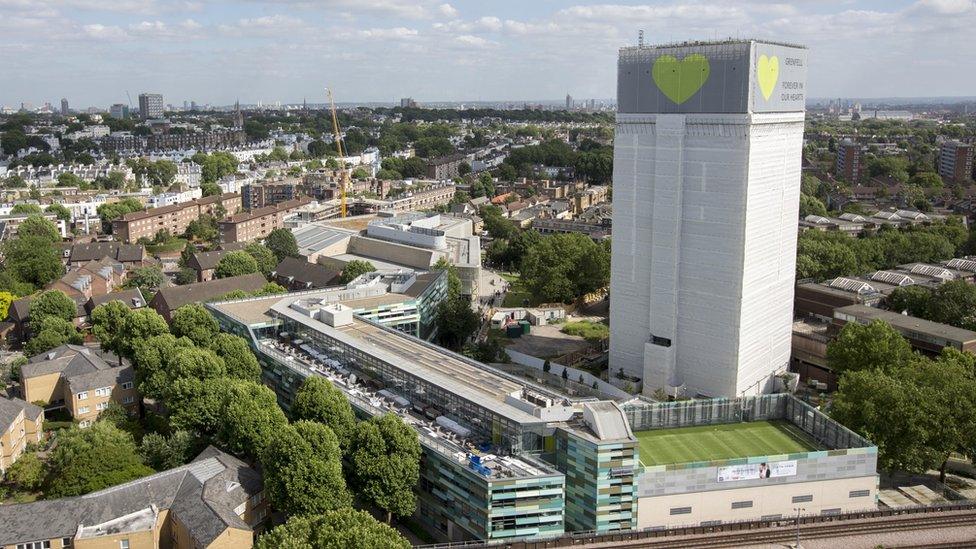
[0,447,266,549]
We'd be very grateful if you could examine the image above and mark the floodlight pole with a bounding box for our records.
[794,507,805,548]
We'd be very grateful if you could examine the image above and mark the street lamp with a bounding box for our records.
[793,507,805,548]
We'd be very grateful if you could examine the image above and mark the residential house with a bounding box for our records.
[0,397,44,475]
[149,273,268,322]
[0,447,266,549]
[271,257,340,291]
[21,344,139,427]
[67,242,147,269]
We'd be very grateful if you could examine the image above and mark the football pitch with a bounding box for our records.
[635,420,821,467]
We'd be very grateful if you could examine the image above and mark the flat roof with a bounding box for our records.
[635,420,821,467]
[835,304,976,343]
[270,299,542,425]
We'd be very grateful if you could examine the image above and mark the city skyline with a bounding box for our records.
[2,0,975,107]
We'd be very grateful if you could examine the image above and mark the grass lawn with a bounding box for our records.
[561,320,609,342]
[501,273,540,308]
[635,420,821,467]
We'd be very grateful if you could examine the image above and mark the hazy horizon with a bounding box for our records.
[3,0,975,108]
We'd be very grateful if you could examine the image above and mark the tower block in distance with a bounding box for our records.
[609,39,808,398]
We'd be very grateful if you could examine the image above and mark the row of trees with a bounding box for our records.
[828,319,976,481]
[84,301,419,542]
[796,220,968,281]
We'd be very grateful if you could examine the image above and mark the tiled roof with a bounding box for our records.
[0,447,260,547]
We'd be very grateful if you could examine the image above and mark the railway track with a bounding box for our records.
[587,510,976,548]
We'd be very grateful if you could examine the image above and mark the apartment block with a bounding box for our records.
[243,180,305,209]
[0,447,266,549]
[112,193,242,244]
[21,344,139,427]
[218,197,311,243]
[0,397,44,475]
[835,138,863,183]
[939,140,973,183]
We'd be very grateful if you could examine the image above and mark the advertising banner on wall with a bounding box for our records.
[716,460,797,482]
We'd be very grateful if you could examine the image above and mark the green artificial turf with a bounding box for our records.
[635,420,821,466]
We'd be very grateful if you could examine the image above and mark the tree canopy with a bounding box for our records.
[291,376,356,451]
[255,509,410,549]
[348,414,422,523]
[265,228,300,263]
[215,250,260,278]
[261,421,351,516]
[339,259,376,284]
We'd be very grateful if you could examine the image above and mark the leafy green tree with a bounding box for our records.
[47,422,154,497]
[215,250,260,278]
[520,233,610,303]
[261,421,351,516]
[291,376,356,450]
[200,181,221,197]
[219,380,288,458]
[57,172,85,187]
[339,259,376,284]
[28,290,76,332]
[831,368,933,473]
[1,235,64,290]
[255,509,410,549]
[116,308,169,358]
[348,414,422,523]
[45,203,71,222]
[209,333,261,382]
[170,303,219,347]
[888,285,932,317]
[139,430,196,471]
[125,266,164,295]
[167,377,230,440]
[6,452,44,490]
[17,214,60,242]
[245,242,277,278]
[826,319,914,375]
[799,194,828,217]
[307,140,329,157]
[11,204,43,215]
[435,295,479,351]
[132,334,194,399]
[265,228,300,263]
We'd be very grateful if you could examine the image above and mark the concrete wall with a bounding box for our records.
[506,349,630,400]
[636,475,877,528]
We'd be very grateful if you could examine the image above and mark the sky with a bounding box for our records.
[1,0,975,108]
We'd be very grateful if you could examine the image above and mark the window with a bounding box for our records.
[78,406,90,414]
[849,489,871,498]
[121,382,133,390]
[77,392,88,400]
[669,506,692,515]
[120,540,129,549]
[731,500,753,509]
[16,542,51,549]
[792,495,813,504]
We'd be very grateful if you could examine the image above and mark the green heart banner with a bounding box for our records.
[651,54,710,105]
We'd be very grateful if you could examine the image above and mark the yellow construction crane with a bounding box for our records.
[326,88,348,218]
